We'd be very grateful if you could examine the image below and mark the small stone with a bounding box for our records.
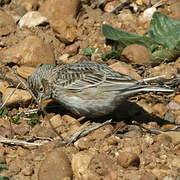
[164,111,175,123]
[154,134,172,144]
[0,10,16,36]
[140,172,158,180]
[168,101,180,111]
[18,11,48,28]
[17,66,36,79]
[14,125,30,136]
[109,61,142,80]
[175,57,180,71]
[50,114,62,129]
[1,36,55,66]
[170,2,180,19]
[39,0,80,23]
[38,148,73,180]
[52,20,77,44]
[20,0,39,11]
[152,103,168,117]
[137,99,153,114]
[72,151,94,178]
[74,137,93,150]
[2,88,32,107]
[105,136,119,145]
[163,132,180,145]
[174,95,180,104]
[121,44,152,64]
[104,1,119,12]
[149,64,176,79]
[21,166,34,176]
[117,152,140,168]
[64,42,80,54]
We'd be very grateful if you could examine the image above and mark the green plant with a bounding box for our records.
[102,12,180,62]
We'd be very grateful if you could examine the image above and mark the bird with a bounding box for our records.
[27,61,174,118]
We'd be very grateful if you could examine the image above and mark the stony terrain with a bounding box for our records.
[0,0,180,179]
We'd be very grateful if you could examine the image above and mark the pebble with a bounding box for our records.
[2,36,55,66]
[163,132,180,145]
[152,103,168,118]
[121,44,152,64]
[174,95,180,104]
[38,148,73,180]
[140,172,158,180]
[39,0,80,24]
[117,152,140,168]
[17,66,36,79]
[18,11,48,28]
[109,61,142,80]
[52,20,77,44]
[2,88,32,107]
[72,151,94,178]
[0,10,16,36]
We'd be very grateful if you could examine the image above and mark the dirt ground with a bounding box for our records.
[0,0,180,179]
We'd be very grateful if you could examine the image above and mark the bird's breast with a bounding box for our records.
[53,88,124,117]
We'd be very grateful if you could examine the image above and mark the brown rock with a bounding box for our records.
[88,153,117,179]
[64,42,80,54]
[149,64,176,79]
[52,20,77,44]
[38,148,73,180]
[1,36,55,66]
[163,132,180,145]
[170,2,180,19]
[2,88,32,107]
[137,99,153,114]
[31,125,56,138]
[21,166,34,176]
[172,156,180,168]
[140,172,158,180]
[175,57,180,71]
[72,151,94,178]
[109,61,142,80]
[174,95,180,104]
[74,137,93,150]
[49,114,62,131]
[18,11,48,28]
[168,101,180,111]
[117,152,140,168]
[17,66,36,79]
[39,0,80,24]
[0,10,16,36]
[14,125,30,136]
[121,44,152,64]
[104,1,119,13]
[20,0,39,11]
[154,133,172,144]
[152,103,168,117]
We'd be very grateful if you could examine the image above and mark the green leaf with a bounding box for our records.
[10,115,20,124]
[83,46,97,56]
[0,108,7,118]
[27,113,40,127]
[0,164,7,171]
[152,49,180,61]
[102,24,159,51]
[148,11,180,50]
[0,176,9,180]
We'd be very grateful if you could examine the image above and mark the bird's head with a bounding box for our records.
[27,64,55,104]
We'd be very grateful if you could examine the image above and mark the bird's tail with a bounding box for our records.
[119,84,174,97]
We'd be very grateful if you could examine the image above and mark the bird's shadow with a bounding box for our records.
[44,100,172,127]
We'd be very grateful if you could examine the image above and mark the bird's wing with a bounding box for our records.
[53,61,138,92]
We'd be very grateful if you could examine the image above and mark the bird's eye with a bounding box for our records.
[39,87,44,92]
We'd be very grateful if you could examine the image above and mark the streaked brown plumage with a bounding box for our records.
[27,61,174,118]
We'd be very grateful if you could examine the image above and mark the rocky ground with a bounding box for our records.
[0,0,180,179]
